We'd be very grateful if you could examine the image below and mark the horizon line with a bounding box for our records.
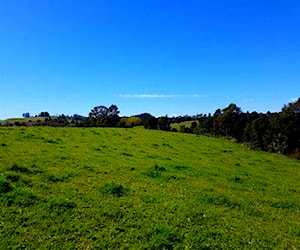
[118,94,208,98]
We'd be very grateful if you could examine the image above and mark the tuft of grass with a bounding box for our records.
[5,173,20,182]
[233,176,243,183]
[100,182,128,197]
[143,164,167,179]
[197,191,239,208]
[43,173,65,182]
[8,163,31,173]
[0,179,12,193]
[172,165,189,171]
[44,198,77,215]
[267,201,298,211]
[10,191,39,207]
[121,152,133,157]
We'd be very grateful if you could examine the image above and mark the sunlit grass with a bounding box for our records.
[0,127,299,248]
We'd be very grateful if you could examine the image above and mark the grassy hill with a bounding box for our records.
[0,127,299,248]
[0,117,46,124]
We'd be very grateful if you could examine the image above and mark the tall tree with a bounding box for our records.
[157,116,171,131]
[89,105,108,126]
[88,105,120,127]
[144,116,158,129]
[107,105,120,127]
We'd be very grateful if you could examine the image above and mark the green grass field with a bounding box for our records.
[0,117,46,124]
[0,127,299,249]
[171,120,197,130]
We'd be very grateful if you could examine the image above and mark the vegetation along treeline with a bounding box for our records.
[1,98,299,158]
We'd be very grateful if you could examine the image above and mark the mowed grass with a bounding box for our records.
[0,127,299,249]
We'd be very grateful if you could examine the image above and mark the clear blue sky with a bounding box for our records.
[1,0,299,119]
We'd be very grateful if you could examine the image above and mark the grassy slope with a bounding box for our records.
[0,117,46,123]
[171,120,196,130]
[0,127,299,249]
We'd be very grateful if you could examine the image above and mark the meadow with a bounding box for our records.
[0,126,299,249]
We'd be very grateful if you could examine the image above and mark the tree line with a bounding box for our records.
[196,101,299,158]
[140,99,300,158]
[1,99,299,158]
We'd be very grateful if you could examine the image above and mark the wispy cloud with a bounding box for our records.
[119,94,207,98]
[289,97,298,103]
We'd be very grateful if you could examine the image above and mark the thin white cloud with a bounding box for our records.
[289,97,298,103]
[119,94,207,98]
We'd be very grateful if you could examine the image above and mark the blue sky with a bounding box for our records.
[1,0,299,119]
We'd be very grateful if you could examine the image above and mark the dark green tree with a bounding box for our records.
[39,111,50,117]
[144,116,158,129]
[107,105,120,127]
[88,105,120,127]
[196,114,213,134]
[157,116,171,131]
[212,104,245,140]
[89,105,108,126]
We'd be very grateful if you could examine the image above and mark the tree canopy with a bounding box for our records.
[88,105,120,127]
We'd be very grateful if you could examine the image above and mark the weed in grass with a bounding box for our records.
[6,191,40,207]
[168,175,181,181]
[142,196,159,204]
[8,163,31,174]
[44,198,77,216]
[82,166,95,172]
[101,206,125,221]
[198,191,239,208]
[146,154,156,159]
[154,165,166,172]
[0,179,12,193]
[46,139,58,144]
[43,173,65,182]
[100,182,128,197]
[267,201,298,211]
[121,152,133,157]
[5,173,20,182]
[145,225,182,249]
[291,226,300,237]
[233,176,243,183]
[242,205,262,217]
[172,165,189,171]
[143,164,167,179]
